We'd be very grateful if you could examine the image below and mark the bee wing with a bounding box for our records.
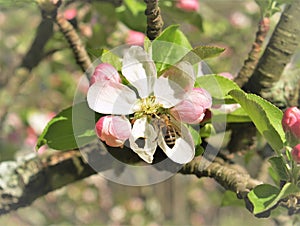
[158,121,195,164]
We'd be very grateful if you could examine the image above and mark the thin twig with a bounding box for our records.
[54,14,93,78]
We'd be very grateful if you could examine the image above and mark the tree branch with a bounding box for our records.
[234,17,270,87]
[179,156,262,197]
[244,0,300,97]
[20,19,54,70]
[0,141,261,216]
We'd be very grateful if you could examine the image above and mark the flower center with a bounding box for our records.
[134,96,163,119]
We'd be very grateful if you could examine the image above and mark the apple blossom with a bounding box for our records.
[282,107,300,142]
[291,144,300,163]
[170,88,212,124]
[64,8,77,20]
[87,46,210,164]
[90,63,121,85]
[125,30,146,46]
[95,116,131,147]
[176,0,199,12]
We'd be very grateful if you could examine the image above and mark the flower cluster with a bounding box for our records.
[87,46,211,164]
[282,107,300,163]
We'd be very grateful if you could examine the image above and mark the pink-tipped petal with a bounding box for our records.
[87,81,137,115]
[170,88,212,124]
[110,115,132,140]
[95,116,131,147]
[154,61,195,108]
[90,63,121,85]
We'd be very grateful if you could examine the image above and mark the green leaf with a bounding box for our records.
[195,74,241,100]
[182,46,225,65]
[101,49,122,71]
[200,123,216,137]
[255,0,272,16]
[86,48,122,71]
[152,25,192,72]
[229,89,285,152]
[255,0,291,17]
[269,156,290,182]
[188,125,202,147]
[211,107,252,123]
[36,102,102,151]
[187,125,203,156]
[188,13,204,32]
[221,191,244,207]
[87,47,104,58]
[248,183,299,215]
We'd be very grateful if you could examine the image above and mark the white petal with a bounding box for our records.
[87,81,137,114]
[129,117,158,163]
[154,61,195,108]
[158,120,195,164]
[122,46,157,98]
[154,76,186,108]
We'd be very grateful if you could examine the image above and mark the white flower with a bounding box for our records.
[87,46,197,164]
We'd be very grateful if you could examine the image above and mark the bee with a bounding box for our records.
[151,114,181,149]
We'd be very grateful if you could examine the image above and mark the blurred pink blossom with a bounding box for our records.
[125,30,145,46]
[64,8,77,20]
[176,0,199,12]
[26,111,55,153]
[229,12,251,29]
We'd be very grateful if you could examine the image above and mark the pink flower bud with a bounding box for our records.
[176,0,199,12]
[170,88,212,124]
[90,63,121,85]
[282,107,300,140]
[125,30,146,46]
[95,116,131,147]
[292,144,300,163]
